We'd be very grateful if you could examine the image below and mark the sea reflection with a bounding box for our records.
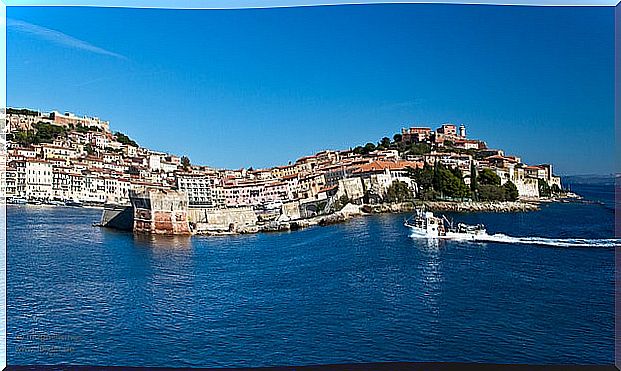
[416,238,443,317]
[417,236,440,250]
[133,233,193,250]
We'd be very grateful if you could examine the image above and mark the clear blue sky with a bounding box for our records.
[7,4,614,175]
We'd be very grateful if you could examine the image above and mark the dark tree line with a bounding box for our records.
[473,168,519,202]
[407,163,519,202]
[384,181,414,203]
[114,132,138,147]
[351,133,432,157]
[7,108,41,116]
[408,163,470,201]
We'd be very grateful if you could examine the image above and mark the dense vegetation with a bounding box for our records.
[348,129,565,203]
[351,134,433,157]
[538,179,563,198]
[408,163,470,201]
[8,122,68,146]
[7,108,41,116]
[473,168,519,202]
[350,130,481,158]
[404,164,521,202]
[114,132,138,147]
[9,122,107,147]
[384,181,414,203]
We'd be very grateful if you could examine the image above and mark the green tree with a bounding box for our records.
[419,189,439,200]
[393,133,402,143]
[407,143,431,155]
[380,137,391,148]
[479,168,501,186]
[450,166,463,180]
[181,156,191,171]
[385,181,413,203]
[362,142,376,154]
[7,108,39,116]
[11,130,35,146]
[409,164,434,196]
[470,162,478,200]
[114,132,138,147]
[84,143,96,156]
[431,163,470,200]
[538,179,551,198]
[502,181,519,201]
[11,122,68,145]
[478,184,506,201]
[32,122,67,143]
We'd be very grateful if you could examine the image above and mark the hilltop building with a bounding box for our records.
[401,127,432,144]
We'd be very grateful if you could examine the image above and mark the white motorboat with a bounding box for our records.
[404,209,487,240]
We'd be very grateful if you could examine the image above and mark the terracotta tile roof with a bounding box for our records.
[486,155,518,163]
[317,185,338,193]
[296,155,317,162]
[353,160,423,173]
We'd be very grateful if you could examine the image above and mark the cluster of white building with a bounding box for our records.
[5,109,182,204]
[3,109,562,208]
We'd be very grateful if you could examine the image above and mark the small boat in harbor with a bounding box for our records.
[405,209,487,240]
[8,197,28,205]
[65,200,83,207]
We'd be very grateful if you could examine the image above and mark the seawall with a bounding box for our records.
[363,201,540,213]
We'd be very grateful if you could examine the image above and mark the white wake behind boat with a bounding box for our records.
[404,209,487,241]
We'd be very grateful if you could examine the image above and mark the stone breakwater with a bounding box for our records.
[255,203,364,233]
[363,201,540,213]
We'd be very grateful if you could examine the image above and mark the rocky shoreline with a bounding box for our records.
[195,200,542,236]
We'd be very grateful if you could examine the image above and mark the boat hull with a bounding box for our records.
[405,224,485,241]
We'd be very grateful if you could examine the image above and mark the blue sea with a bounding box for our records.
[7,184,617,367]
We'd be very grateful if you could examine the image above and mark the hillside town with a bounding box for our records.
[2,107,564,233]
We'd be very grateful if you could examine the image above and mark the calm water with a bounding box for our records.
[7,184,616,367]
